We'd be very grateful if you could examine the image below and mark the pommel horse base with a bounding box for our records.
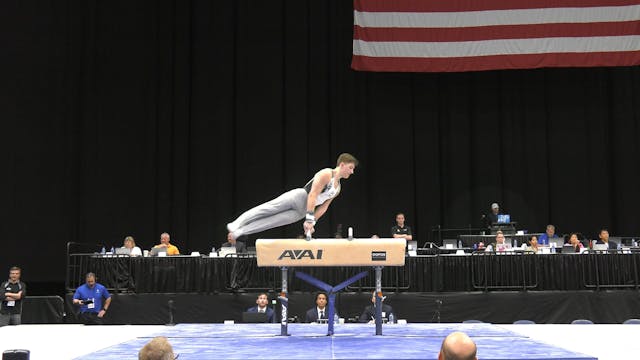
[256,238,406,336]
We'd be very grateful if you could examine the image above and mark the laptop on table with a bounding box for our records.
[497,214,511,224]
[242,311,268,323]
[219,247,237,257]
[442,239,458,249]
[115,247,131,255]
[149,247,168,257]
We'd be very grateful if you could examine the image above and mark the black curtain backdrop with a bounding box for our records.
[1,1,639,282]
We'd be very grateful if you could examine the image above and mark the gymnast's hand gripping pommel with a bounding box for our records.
[304,212,316,241]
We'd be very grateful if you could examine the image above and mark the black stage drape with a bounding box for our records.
[1,1,639,282]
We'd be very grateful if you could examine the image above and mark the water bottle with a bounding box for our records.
[389,313,395,324]
[457,240,462,248]
[513,239,518,248]
[110,246,115,254]
[551,243,556,254]
[633,239,637,247]
[100,246,106,255]
[334,313,339,324]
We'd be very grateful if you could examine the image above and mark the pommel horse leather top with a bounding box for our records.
[256,238,406,267]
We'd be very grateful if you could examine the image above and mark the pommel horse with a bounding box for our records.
[256,238,406,336]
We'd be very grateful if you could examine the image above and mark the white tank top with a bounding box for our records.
[303,171,341,206]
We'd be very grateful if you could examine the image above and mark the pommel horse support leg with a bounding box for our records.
[375,266,383,335]
[295,270,369,336]
[279,267,290,336]
[256,237,406,336]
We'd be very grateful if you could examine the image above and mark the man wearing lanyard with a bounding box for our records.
[73,272,112,325]
[0,266,26,326]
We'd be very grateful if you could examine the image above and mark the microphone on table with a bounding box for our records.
[166,299,175,326]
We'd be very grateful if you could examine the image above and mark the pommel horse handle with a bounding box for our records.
[256,238,407,267]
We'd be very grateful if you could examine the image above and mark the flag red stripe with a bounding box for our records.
[354,21,640,42]
[354,0,640,13]
[352,51,640,72]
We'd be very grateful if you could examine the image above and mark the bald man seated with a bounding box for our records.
[438,331,478,360]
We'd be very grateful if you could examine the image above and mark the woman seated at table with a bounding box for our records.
[567,233,583,253]
[525,235,540,253]
[121,236,143,256]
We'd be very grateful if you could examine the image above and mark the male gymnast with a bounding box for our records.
[227,153,358,240]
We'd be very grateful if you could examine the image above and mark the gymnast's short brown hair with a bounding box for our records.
[336,153,358,167]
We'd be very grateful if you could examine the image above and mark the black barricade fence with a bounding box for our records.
[66,252,640,294]
[21,296,65,324]
[62,291,640,325]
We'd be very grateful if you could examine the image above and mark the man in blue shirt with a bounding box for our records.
[538,224,558,245]
[73,272,111,325]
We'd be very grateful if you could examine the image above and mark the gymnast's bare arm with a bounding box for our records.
[314,196,334,221]
[303,169,332,233]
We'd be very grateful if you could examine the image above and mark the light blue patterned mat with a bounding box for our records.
[75,323,596,360]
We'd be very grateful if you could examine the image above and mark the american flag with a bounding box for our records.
[352,0,640,72]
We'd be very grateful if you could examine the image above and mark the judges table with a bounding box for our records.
[67,251,640,293]
[458,233,543,247]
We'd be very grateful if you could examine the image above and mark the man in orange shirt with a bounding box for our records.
[152,232,180,255]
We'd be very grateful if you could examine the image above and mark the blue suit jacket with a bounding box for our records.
[596,239,618,250]
[246,306,276,323]
[305,307,338,323]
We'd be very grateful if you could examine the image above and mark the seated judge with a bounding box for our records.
[152,232,180,255]
[596,228,617,249]
[567,233,584,253]
[304,292,337,323]
[538,224,558,246]
[246,293,275,323]
[485,231,506,252]
[222,234,247,253]
[121,236,142,257]
[359,291,395,324]
[525,235,540,253]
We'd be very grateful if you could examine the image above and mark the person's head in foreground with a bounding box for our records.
[438,331,477,360]
[139,336,176,360]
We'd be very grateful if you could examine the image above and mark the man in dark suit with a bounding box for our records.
[359,292,394,323]
[596,229,618,250]
[305,292,337,323]
[222,234,248,253]
[246,293,275,323]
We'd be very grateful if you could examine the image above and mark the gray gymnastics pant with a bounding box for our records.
[227,188,308,238]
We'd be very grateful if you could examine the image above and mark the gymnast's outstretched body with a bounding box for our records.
[227,153,358,240]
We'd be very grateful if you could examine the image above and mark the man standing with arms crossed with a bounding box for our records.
[0,266,26,326]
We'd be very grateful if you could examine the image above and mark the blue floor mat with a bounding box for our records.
[75,323,596,360]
